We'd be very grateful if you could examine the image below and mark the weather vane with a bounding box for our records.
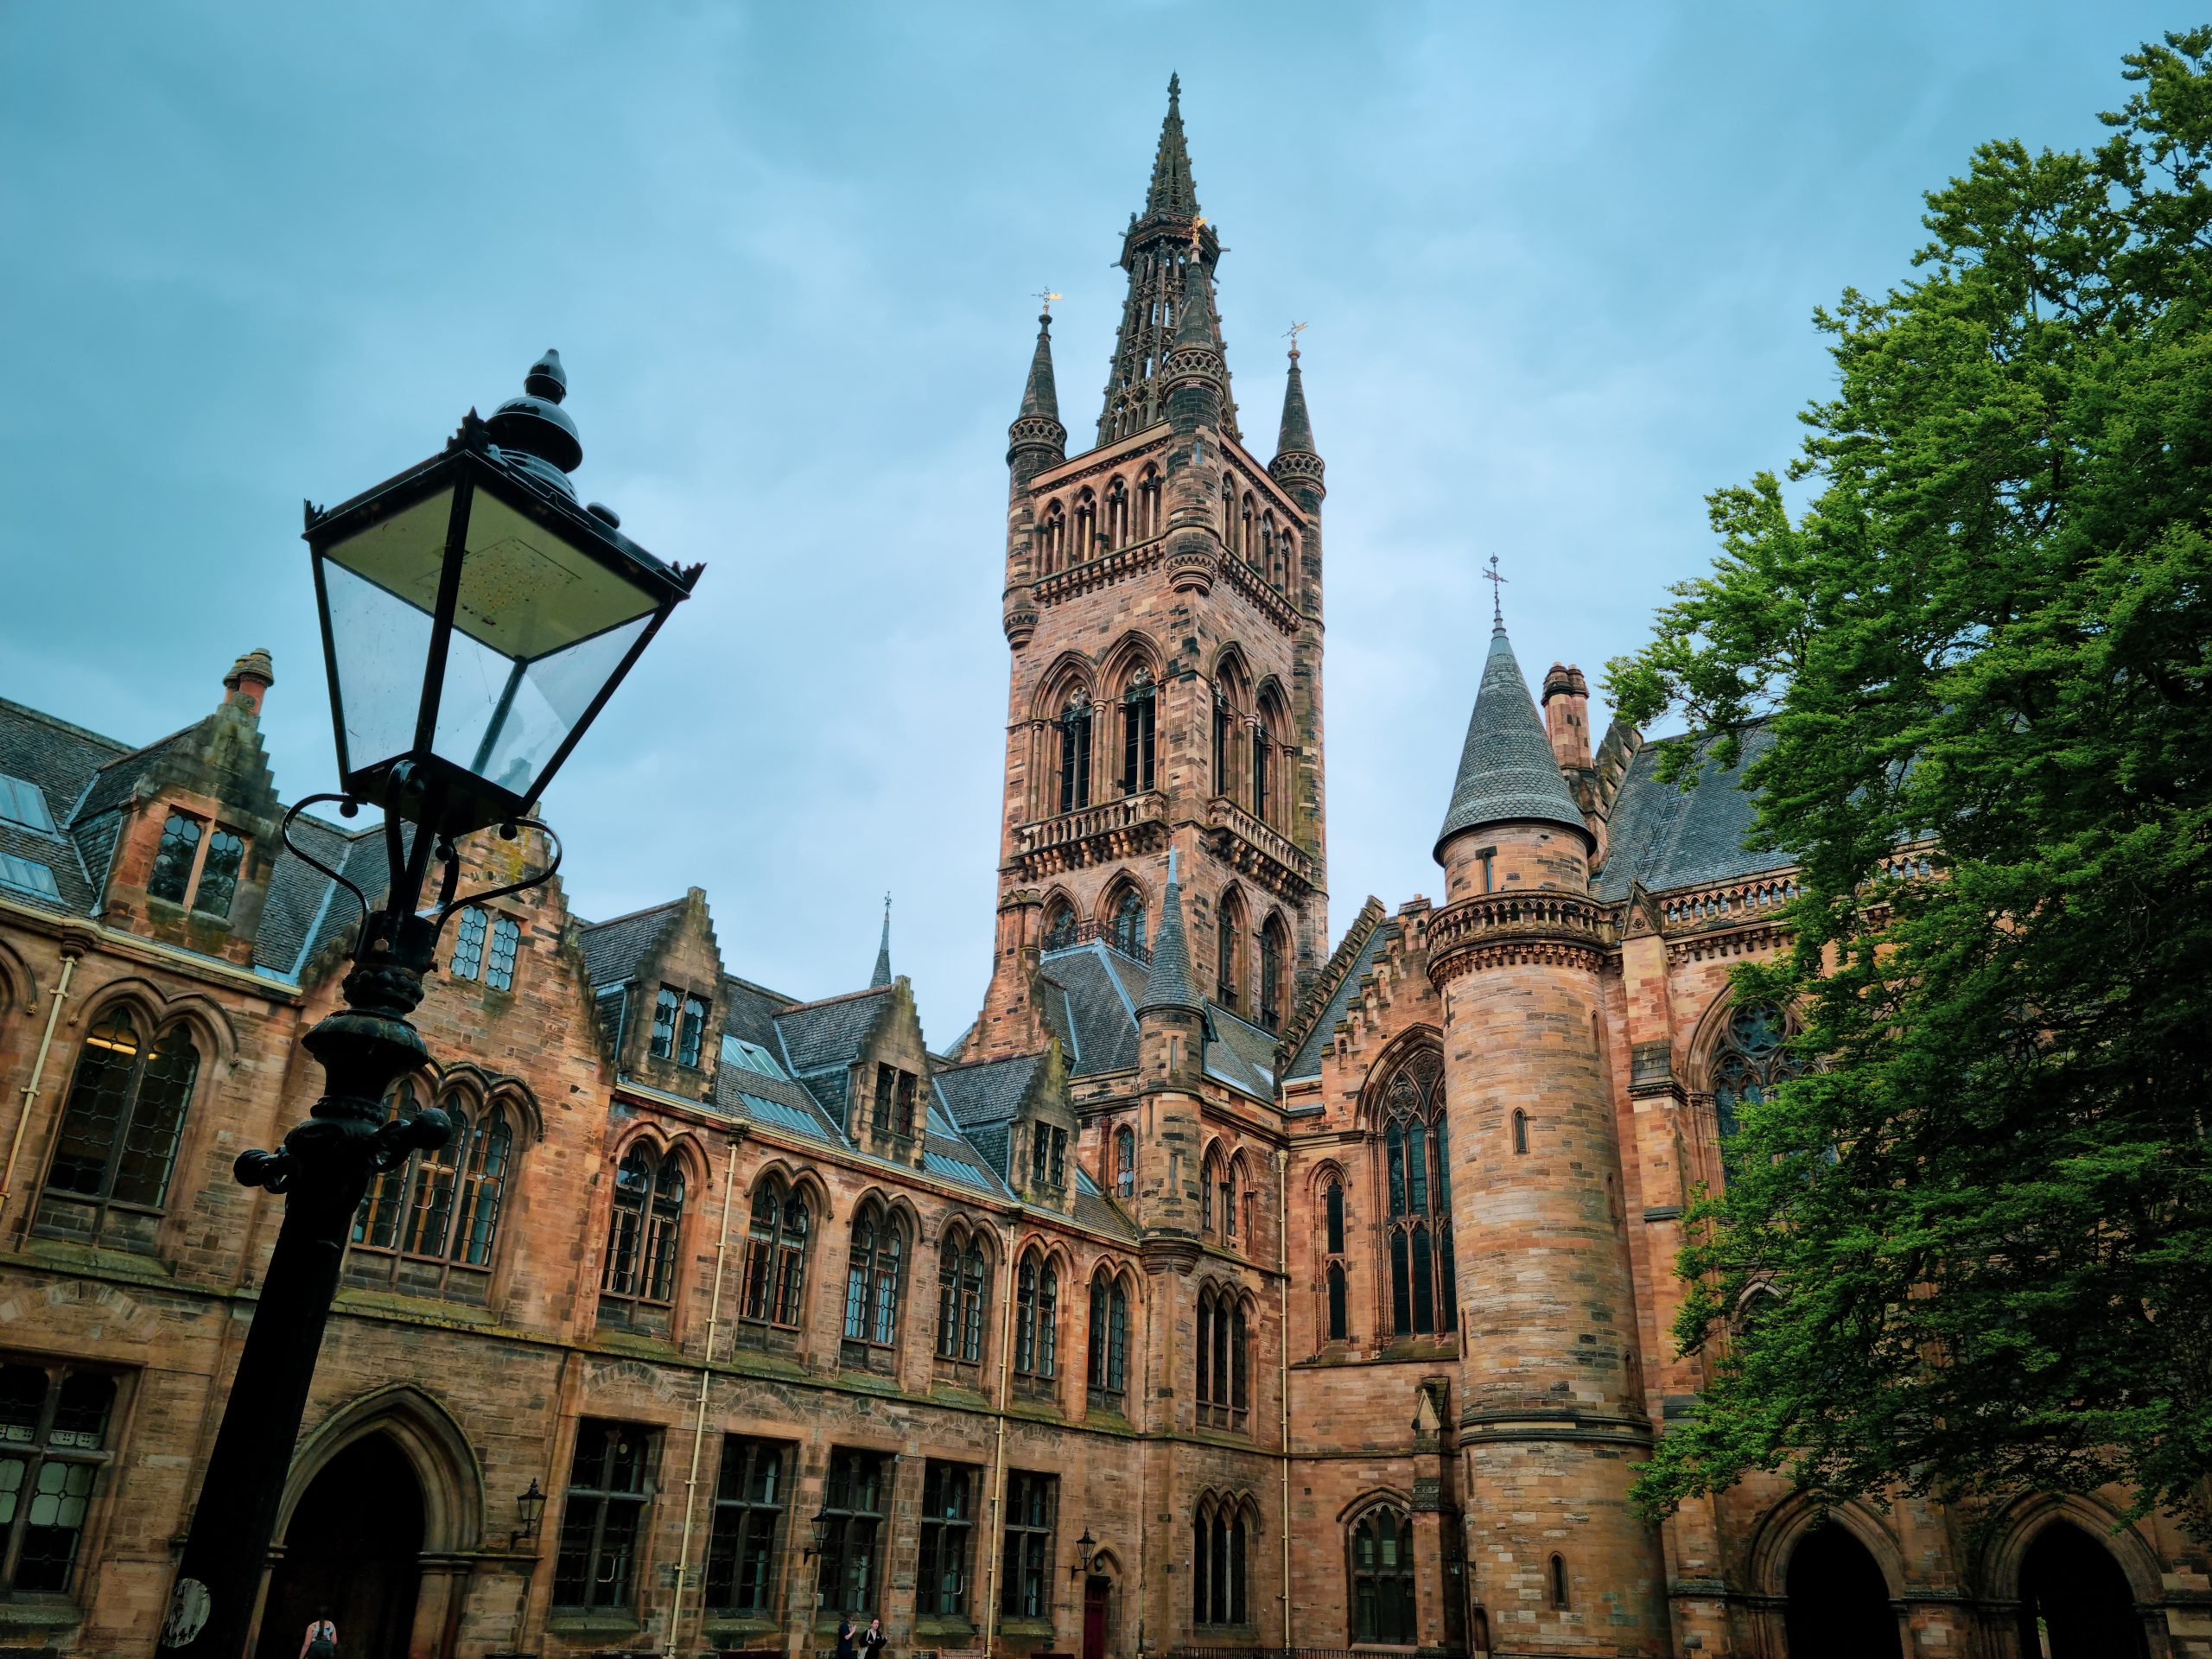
[1035,289,1062,316]
[1284,320,1308,359]
[1482,553,1508,626]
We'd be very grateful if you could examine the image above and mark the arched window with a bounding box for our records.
[1120,670,1156,794]
[936,1228,988,1366]
[1137,466,1162,540]
[1351,1506,1416,1643]
[1104,476,1129,547]
[1381,1049,1455,1338]
[1216,889,1247,1010]
[1038,499,1066,575]
[1200,1147,1219,1232]
[601,1144,685,1308]
[1115,1126,1135,1198]
[1240,494,1257,565]
[348,1087,512,1296]
[1074,487,1098,561]
[1042,899,1077,952]
[1512,1109,1529,1154]
[1322,1175,1350,1344]
[842,1203,904,1355]
[1711,1001,1804,1142]
[1014,1249,1058,1382]
[741,1179,810,1331]
[1192,1496,1250,1627]
[1213,655,1250,805]
[1548,1554,1569,1611]
[1220,477,1236,547]
[1058,692,1093,814]
[1258,915,1287,1032]
[1195,1285,1249,1431]
[1087,1271,1129,1408]
[1254,689,1288,829]
[1109,887,1146,958]
[43,1010,200,1238]
[1326,1262,1348,1344]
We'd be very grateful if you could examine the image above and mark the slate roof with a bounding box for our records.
[1593,722,1791,901]
[1137,861,1198,1012]
[1282,915,1397,1082]
[577,901,683,989]
[720,974,797,1051]
[1038,943,1142,1076]
[0,700,130,914]
[76,726,201,822]
[1437,624,1591,850]
[1204,1003,1279,1098]
[773,985,893,1078]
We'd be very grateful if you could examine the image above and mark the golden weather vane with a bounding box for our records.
[1284,320,1309,358]
[1034,289,1062,315]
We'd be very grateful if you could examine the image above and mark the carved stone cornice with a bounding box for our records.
[1214,542,1302,636]
[1008,791,1170,882]
[1426,891,1613,987]
[1201,796,1318,900]
[1033,539,1166,609]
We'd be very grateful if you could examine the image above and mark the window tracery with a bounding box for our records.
[1380,1049,1455,1338]
[1711,1001,1804,1141]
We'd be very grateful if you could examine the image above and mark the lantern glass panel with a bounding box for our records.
[319,486,455,780]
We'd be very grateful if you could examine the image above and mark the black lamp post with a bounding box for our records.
[153,353,701,1658]
[1068,1529,1097,1580]
[511,1479,548,1548]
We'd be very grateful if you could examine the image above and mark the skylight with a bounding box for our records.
[0,774,54,834]
[0,853,60,900]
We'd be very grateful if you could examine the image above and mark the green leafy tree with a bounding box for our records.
[1609,32,2212,1540]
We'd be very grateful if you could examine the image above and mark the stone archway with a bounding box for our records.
[1783,1522,1902,1659]
[2017,1522,2147,1658]
[254,1433,424,1659]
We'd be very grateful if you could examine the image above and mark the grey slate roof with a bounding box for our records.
[773,985,893,1077]
[0,700,131,915]
[577,901,683,989]
[720,974,797,1051]
[1436,624,1590,852]
[1203,1003,1277,1098]
[933,1052,1042,1133]
[1038,943,1142,1076]
[74,725,201,822]
[1138,861,1198,1012]
[1593,722,1792,900]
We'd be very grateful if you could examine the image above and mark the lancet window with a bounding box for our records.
[1120,671,1156,794]
[935,1226,988,1366]
[842,1202,905,1355]
[1057,692,1093,815]
[1381,1049,1455,1338]
[351,1081,515,1297]
[740,1178,810,1330]
[601,1143,685,1307]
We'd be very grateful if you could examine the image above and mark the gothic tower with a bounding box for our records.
[1427,620,1669,1653]
[976,76,1329,1058]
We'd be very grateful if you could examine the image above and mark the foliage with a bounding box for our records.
[1608,32,2212,1540]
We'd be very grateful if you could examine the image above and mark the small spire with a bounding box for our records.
[1018,308,1059,422]
[1435,620,1590,860]
[870,893,893,988]
[1139,850,1198,1013]
[1274,330,1316,460]
[1482,553,1508,629]
[1172,251,1217,354]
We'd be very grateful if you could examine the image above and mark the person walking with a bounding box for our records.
[299,1612,339,1659]
[861,1616,888,1659]
[835,1616,857,1659]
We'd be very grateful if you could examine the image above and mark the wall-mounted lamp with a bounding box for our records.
[511,1478,547,1547]
[802,1506,831,1562]
[1068,1529,1097,1580]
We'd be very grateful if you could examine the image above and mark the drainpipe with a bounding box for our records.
[982,1218,1020,1656]
[0,951,79,1231]
[668,1139,741,1656]
[1276,1147,1292,1649]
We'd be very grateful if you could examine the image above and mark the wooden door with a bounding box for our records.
[1082,1574,1110,1659]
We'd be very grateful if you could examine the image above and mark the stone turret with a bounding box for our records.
[1427,613,1669,1653]
[1133,855,1204,1240]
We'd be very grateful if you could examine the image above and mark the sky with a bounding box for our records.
[0,3,2184,1046]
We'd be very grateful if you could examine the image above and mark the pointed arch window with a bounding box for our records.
[1087,1272,1129,1408]
[936,1230,988,1366]
[1039,500,1066,576]
[1240,494,1257,566]
[740,1179,810,1332]
[1120,671,1156,794]
[1258,916,1287,1032]
[1043,899,1077,952]
[1711,1001,1803,1146]
[1192,1495,1250,1627]
[42,1010,200,1243]
[1013,1250,1058,1388]
[1321,1176,1351,1345]
[1381,1049,1455,1338]
[1212,694,1231,799]
[1110,888,1146,958]
[1195,1285,1249,1432]
[1057,692,1093,814]
[1216,893,1246,1010]
[1114,1125,1136,1198]
[1138,467,1162,540]
[349,1085,512,1298]
[842,1204,904,1358]
[601,1145,685,1310]
[1351,1507,1417,1643]
[1073,488,1098,561]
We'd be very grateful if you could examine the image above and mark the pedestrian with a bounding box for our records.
[861,1616,887,1659]
[300,1611,339,1659]
[835,1615,856,1659]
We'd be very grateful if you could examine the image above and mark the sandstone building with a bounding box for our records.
[0,80,2204,1659]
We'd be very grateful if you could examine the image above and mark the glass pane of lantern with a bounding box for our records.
[320,486,454,774]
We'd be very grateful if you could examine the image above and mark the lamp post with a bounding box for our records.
[154,353,702,1658]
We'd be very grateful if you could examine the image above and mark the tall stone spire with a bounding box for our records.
[1435,620,1591,861]
[1018,310,1059,423]
[1008,309,1067,468]
[1097,77,1239,446]
[1274,340,1316,461]
[870,894,893,988]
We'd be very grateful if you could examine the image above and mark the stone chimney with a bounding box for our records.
[223,648,275,718]
[1541,662,1592,773]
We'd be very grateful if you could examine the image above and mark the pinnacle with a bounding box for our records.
[1138,851,1198,1013]
[1143,73,1200,222]
[1017,310,1059,423]
[1274,343,1316,460]
[870,894,893,988]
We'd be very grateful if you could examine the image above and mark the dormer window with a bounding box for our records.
[1030,1125,1067,1192]
[651,988,679,1058]
[872,1065,918,1141]
[145,810,245,919]
[678,994,708,1067]
[649,988,709,1066]
[0,773,55,833]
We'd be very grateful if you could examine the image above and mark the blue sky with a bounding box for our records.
[0,3,2181,1044]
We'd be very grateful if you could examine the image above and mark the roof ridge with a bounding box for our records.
[0,699,135,757]
[1276,895,1388,1061]
[773,982,893,1015]
[719,970,800,1005]
[929,1050,1044,1078]
[577,896,686,933]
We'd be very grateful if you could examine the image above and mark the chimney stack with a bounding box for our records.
[1541,662,1592,772]
[223,648,275,718]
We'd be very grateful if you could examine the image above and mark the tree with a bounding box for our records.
[1608,32,2212,1540]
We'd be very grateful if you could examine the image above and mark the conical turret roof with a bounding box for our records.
[1018,311,1058,422]
[1274,345,1315,458]
[1144,73,1200,219]
[1138,853,1198,1013]
[1435,623,1591,858]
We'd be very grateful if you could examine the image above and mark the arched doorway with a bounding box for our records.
[255,1433,424,1659]
[1783,1522,1900,1659]
[2017,1522,2145,1658]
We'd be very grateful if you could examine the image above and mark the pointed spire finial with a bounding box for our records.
[1284,321,1307,360]
[1274,327,1317,463]
[870,893,893,988]
[1139,849,1198,1013]
[1483,553,1508,630]
[1034,289,1062,316]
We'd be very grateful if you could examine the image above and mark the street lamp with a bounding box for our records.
[154,354,702,1659]
[1068,1529,1097,1580]
[511,1479,549,1548]
[803,1506,832,1561]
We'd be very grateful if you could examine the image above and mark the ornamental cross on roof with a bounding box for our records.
[1034,289,1061,315]
[1483,554,1508,626]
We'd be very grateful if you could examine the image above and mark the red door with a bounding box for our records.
[1082,1575,1109,1659]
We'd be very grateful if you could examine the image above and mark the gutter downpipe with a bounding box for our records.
[668,1138,741,1656]
[0,952,79,1231]
[982,1218,1020,1658]
[1277,1146,1293,1649]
